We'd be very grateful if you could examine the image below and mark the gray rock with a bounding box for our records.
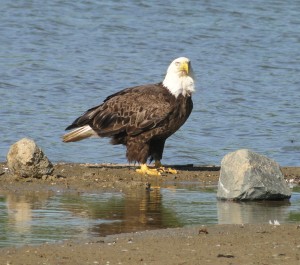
[217,149,291,201]
[6,138,54,178]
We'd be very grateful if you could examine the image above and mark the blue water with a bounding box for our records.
[1,1,299,166]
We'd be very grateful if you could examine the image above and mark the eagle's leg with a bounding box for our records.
[155,160,177,174]
[136,164,161,176]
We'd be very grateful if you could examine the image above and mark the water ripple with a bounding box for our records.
[0,0,299,166]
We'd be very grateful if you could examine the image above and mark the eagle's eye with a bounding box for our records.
[175,61,180,66]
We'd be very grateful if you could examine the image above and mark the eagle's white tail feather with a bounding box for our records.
[62,125,97,142]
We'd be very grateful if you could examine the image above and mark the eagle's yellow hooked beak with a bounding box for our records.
[179,61,189,75]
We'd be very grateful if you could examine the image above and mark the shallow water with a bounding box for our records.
[1,0,299,166]
[0,184,299,248]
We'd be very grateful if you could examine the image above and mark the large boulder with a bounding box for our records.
[7,138,53,178]
[217,149,291,201]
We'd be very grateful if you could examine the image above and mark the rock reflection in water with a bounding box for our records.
[7,195,32,234]
[217,200,291,224]
[1,192,52,246]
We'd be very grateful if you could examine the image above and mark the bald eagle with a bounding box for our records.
[63,57,195,175]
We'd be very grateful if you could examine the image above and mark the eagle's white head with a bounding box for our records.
[163,57,195,97]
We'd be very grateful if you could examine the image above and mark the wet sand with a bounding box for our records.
[0,162,300,265]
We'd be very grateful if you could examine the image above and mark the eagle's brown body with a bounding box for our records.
[64,82,193,164]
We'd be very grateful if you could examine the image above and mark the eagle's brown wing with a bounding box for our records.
[65,83,176,137]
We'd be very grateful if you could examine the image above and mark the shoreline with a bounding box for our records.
[0,162,299,264]
[1,162,299,193]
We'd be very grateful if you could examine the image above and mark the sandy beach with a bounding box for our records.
[0,162,299,265]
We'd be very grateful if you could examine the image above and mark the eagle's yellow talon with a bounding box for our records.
[166,168,178,174]
[157,167,178,174]
[136,164,161,176]
[155,161,177,174]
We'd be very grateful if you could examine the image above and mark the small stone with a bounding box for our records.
[217,149,291,200]
[6,138,54,178]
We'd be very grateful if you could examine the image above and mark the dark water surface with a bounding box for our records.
[0,184,299,248]
[1,1,299,166]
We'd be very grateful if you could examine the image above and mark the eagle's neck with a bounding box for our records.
[162,74,195,98]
